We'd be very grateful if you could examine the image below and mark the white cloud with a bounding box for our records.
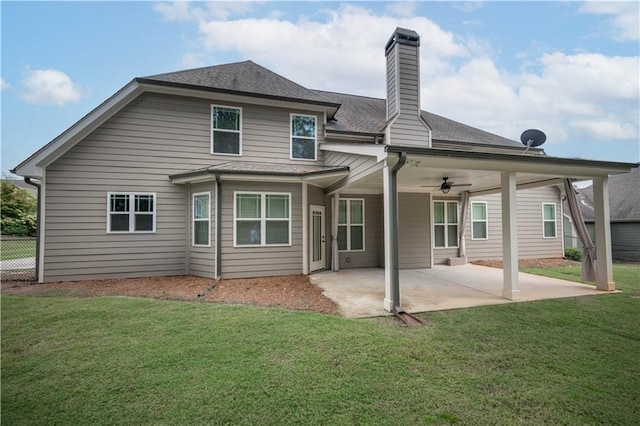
[385,1,418,18]
[153,2,639,155]
[579,1,640,41]
[0,78,9,91]
[20,69,88,106]
[453,2,485,13]
[154,0,255,21]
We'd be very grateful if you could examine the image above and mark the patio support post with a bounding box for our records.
[331,193,340,271]
[302,181,309,275]
[383,163,393,311]
[593,176,615,291]
[501,171,520,300]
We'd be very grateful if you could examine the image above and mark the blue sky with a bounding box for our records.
[2,1,639,176]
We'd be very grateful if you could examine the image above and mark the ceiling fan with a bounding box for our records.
[421,177,471,194]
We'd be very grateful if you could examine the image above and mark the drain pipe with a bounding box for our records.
[390,152,407,314]
[24,177,41,282]
[215,174,222,279]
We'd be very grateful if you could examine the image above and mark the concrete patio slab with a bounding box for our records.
[310,264,610,318]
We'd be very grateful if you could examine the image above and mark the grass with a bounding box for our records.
[0,237,36,261]
[2,264,639,425]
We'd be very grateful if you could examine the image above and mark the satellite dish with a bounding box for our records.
[520,129,546,148]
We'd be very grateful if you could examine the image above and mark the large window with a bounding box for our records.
[542,203,557,238]
[211,105,241,155]
[433,201,458,248]
[290,114,316,160]
[471,201,488,240]
[234,192,290,246]
[338,199,364,251]
[108,193,156,233]
[193,192,210,246]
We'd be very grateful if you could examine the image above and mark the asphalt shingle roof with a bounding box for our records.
[579,167,640,221]
[170,162,348,180]
[140,60,337,106]
[314,90,522,147]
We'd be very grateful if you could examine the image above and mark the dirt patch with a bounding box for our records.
[472,258,582,269]
[1,274,338,315]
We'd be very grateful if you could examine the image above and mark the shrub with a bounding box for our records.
[565,247,582,261]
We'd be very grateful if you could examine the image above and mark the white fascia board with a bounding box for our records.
[319,142,387,162]
[409,154,631,179]
[12,81,143,178]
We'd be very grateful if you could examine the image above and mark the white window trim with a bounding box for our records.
[233,191,292,247]
[107,192,156,234]
[542,202,557,239]
[470,201,488,241]
[192,191,211,247]
[433,200,459,248]
[211,104,242,156]
[290,113,317,161]
[338,198,366,252]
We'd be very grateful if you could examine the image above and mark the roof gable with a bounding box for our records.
[139,60,337,107]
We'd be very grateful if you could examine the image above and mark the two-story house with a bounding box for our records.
[12,28,636,313]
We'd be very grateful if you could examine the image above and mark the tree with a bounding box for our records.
[1,180,37,236]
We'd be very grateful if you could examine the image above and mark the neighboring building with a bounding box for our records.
[577,168,640,261]
[3,178,37,197]
[12,28,636,312]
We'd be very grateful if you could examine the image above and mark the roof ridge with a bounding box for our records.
[140,60,253,79]
[312,89,385,102]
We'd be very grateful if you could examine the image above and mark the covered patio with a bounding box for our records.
[310,264,610,318]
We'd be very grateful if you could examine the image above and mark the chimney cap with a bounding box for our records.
[385,27,420,55]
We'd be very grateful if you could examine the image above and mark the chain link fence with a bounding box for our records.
[1,236,37,282]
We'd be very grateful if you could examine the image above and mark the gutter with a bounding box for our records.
[24,178,41,281]
[215,174,222,279]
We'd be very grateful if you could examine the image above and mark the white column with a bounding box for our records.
[593,177,615,291]
[331,193,340,271]
[501,171,520,300]
[302,181,309,275]
[382,163,393,312]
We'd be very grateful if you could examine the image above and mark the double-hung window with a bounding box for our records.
[471,201,488,240]
[193,192,211,246]
[108,193,156,233]
[211,105,241,155]
[234,192,290,246]
[338,199,364,251]
[290,114,316,160]
[433,201,458,248]
[542,203,557,238]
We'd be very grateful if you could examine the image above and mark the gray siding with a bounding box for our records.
[586,222,640,261]
[43,92,325,282]
[465,186,564,261]
[386,51,398,118]
[398,193,431,269]
[339,194,383,269]
[387,43,430,147]
[220,181,302,279]
[189,182,216,278]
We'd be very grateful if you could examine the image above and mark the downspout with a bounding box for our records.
[390,151,407,313]
[215,174,222,279]
[24,177,41,281]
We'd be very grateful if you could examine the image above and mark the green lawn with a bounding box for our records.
[0,237,36,261]
[2,264,639,425]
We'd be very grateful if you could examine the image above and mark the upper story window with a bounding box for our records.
[211,105,241,155]
[108,193,156,233]
[471,201,488,240]
[542,203,557,238]
[338,199,365,251]
[433,201,458,248]
[290,114,316,160]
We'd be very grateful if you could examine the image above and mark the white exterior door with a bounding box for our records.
[310,205,325,272]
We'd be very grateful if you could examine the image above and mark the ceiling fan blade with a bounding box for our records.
[451,183,472,187]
